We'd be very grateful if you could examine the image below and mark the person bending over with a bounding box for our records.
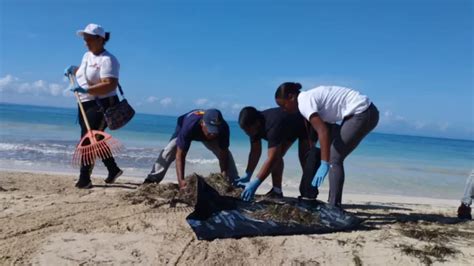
[237,107,310,200]
[144,109,239,189]
[275,82,379,208]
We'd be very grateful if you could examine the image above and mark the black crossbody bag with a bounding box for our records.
[97,83,135,130]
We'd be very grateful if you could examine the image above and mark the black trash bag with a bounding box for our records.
[186,176,362,241]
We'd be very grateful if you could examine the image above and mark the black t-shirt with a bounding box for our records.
[251,107,307,148]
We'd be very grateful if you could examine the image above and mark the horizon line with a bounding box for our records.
[1,101,472,142]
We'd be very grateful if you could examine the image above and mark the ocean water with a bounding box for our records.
[0,103,472,200]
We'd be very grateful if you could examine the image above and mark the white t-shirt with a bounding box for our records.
[297,86,371,123]
[75,50,120,102]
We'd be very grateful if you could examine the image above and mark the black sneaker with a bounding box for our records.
[143,177,159,184]
[457,203,472,220]
[75,179,93,189]
[143,177,155,184]
[297,196,319,208]
[143,173,164,185]
[105,168,123,184]
[265,188,283,199]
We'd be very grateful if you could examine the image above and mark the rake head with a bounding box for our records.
[72,130,122,168]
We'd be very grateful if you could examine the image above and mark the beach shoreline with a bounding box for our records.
[0,168,461,206]
[1,170,473,265]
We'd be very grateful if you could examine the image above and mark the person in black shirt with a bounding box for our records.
[236,107,311,200]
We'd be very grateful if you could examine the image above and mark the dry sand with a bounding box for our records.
[1,171,473,265]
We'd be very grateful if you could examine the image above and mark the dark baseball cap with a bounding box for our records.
[203,109,223,134]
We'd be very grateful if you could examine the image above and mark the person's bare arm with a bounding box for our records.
[87,77,118,95]
[218,148,230,176]
[175,147,187,189]
[309,113,329,162]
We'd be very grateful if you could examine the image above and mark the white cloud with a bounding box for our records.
[33,80,45,88]
[382,109,406,123]
[49,83,63,96]
[146,96,159,103]
[378,108,456,137]
[0,74,68,97]
[146,96,173,107]
[160,97,172,107]
[231,103,244,110]
[194,98,209,107]
[0,75,18,91]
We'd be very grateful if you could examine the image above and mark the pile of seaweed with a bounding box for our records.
[122,173,240,207]
[201,173,242,198]
[249,203,321,226]
[122,173,324,226]
[121,182,183,208]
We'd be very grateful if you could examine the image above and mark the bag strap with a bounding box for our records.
[117,83,125,97]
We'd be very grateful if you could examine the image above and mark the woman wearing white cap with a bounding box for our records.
[64,23,123,189]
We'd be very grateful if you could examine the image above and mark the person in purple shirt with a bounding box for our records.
[144,109,239,189]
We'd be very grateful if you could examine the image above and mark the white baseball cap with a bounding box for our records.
[76,23,106,38]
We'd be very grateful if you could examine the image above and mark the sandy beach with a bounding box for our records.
[1,170,473,265]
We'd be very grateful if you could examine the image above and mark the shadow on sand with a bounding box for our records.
[343,203,462,229]
[93,183,139,190]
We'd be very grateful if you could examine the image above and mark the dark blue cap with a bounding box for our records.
[203,109,223,134]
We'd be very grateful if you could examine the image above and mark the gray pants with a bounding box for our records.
[461,171,474,206]
[147,138,239,183]
[328,103,379,207]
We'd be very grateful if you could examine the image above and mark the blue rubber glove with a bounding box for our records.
[70,86,88,94]
[311,160,330,187]
[64,65,78,77]
[240,178,262,201]
[233,171,252,187]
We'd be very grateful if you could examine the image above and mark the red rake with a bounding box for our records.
[68,74,122,168]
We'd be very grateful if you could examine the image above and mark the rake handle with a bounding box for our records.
[74,92,92,132]
[68,74,92,132]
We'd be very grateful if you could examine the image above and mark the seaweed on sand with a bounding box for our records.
[123,173,325,228]
[399,226,472,242]
[204,173,242,198]
[399,244,458,266]
[122,173,240,207]
[250,203,321,226]
[121,182,181,207]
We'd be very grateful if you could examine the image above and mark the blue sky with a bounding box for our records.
[0,0,472,140]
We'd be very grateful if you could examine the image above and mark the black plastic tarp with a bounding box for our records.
[186,176,362,240]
